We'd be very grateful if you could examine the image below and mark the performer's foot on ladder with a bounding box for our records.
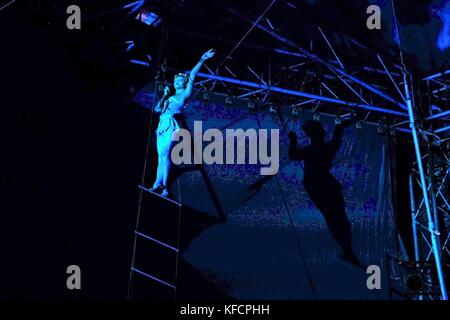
[150,185,164,193]
[139,185,182,207]
[160,187,169,198]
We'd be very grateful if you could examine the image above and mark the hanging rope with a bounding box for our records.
[173,178,182,299]
[127,79,160,300]
[254,117,317,299]
[173,0,277,97]
[130,0,278,299]
[128,20,173,299]
[218,0,277,69]
[274,176,318,299]
[391,0,407,80]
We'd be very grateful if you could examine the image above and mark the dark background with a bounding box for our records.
[1,0,448,299]
[0,6,145,299]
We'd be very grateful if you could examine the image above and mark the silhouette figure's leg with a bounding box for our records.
[324,190,353,256]
[305,181,357,262]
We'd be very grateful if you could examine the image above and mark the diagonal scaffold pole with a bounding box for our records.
[194,72,408,117]
[215,1,408,111]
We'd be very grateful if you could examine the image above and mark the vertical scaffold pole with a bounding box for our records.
[409,175,420,263]
[404,78,448,300]
[409,174,423,300]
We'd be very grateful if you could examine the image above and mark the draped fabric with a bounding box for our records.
[135,86,396,299]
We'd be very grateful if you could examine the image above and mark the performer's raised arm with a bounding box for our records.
[288,131,306,161]
[182,49,215,99]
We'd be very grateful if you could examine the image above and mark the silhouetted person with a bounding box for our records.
[288,117,362,267]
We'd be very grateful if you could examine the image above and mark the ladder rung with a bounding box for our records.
[135,231,179,252]
[138,185,182,207]
[132,267,176,290]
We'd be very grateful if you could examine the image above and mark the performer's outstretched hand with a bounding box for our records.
[201,49,216,61]
[183,49,216,99]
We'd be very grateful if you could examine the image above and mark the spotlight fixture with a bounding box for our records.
[335,117,342,125]
[356,121,363,129]
[225,96,233,106]
[377,125,386,134]
[431,139,443,148]
[203,92,210,102]
[248,100,256,110]
[313,113,320,121]
[405,273,424,292]
[269,104,277,114]
[292,108,299,117]
[135,9,161,27]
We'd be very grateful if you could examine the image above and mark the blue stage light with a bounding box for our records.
[125,41,135,52]
[195,72,408,117]
[432,0,450,51]
[135,9,161,27]
[130,59,150,67]
[123,0,144,13]
[437,2,450,50]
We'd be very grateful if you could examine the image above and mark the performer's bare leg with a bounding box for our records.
[152,134,172,197]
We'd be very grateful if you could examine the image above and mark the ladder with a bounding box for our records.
[127,185,182,300]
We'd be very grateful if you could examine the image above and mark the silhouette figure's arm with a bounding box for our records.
[331,125,345,155]
[331,115,359,155]
[288,131,306,160]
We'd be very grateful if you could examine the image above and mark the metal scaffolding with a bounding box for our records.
[196,3,450,300]
[28,0,449,299]
[406,71,450,300]
[176,2,450,299]
[120,0,450,300]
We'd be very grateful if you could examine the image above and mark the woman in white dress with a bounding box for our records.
[151,49,216,197]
